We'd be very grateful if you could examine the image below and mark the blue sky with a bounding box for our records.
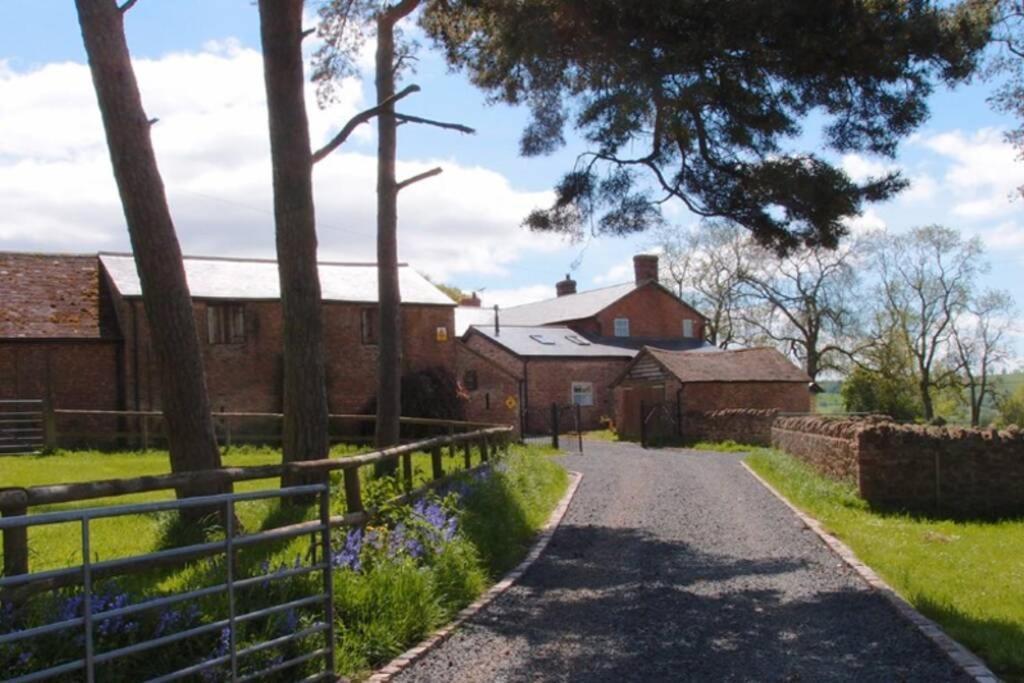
[1,1,1021,348]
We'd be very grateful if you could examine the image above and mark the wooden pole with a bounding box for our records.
[448,423,456,459]
[402,452,413,489]
[343,468,363,514]
[1,489,29,577]
[640,400,647,449]
[42,399,57,452]
[575,403,583,453]
[463,441,472,469]
[430,446,444,480]
[551,403,559,449]
[480,436,490,462]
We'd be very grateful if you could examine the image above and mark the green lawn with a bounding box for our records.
[1,443,484,575]
[745,448,1024,681]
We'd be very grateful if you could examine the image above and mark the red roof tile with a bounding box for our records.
[644,346,811,383]
[0,253,110,339]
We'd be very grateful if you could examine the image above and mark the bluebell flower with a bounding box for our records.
[405,538,425,559]
[282,608,298,634]
[16,650,31,667]
[331,528,362,571]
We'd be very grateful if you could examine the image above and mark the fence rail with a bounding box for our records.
[0,485,336,683]
[0,424,512,585]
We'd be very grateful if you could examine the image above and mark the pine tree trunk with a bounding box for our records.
[374,10,403,474]
[258,0,330,485]
[75,0,223,503]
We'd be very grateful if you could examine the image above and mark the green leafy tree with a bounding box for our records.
[422,0,992,252]
[841,323,922,420]
[986,0,1024,198]
[996,384,1024,427]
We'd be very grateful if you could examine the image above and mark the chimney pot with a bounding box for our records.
[556,273,577,297]
[633,254,659,284]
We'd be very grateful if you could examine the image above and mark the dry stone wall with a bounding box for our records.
[680,409,778,446]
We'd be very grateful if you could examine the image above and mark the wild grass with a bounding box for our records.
[745,448,1024,682]
[687,439,754,453]
[1,443,568,681]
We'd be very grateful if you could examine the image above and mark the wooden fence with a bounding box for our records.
[0,423,513,596]
[29,405,506,451]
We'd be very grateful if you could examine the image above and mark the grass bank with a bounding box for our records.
[745,448,1024,682]
[1,443,568,681]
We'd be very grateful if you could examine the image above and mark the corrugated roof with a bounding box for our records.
[0,253,113,339]
[643,346,811,383]
[99,253,454,306]
[498,282,638,325]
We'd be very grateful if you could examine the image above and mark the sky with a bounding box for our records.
[1,1,1022,341]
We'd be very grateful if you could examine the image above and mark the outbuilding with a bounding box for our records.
[611,346,813,440]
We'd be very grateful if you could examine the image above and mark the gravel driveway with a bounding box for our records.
[393,442,967,682]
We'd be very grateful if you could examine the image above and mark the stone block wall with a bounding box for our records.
[770,416,1024,516]
[680,409,778,446]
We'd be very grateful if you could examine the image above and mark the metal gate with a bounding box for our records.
[0,400,44,454]
[0,485,336,682]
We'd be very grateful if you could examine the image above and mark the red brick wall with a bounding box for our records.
[524,357,628,433]
[455,342,521,437]
[463,333,525,379]
[585,284,705,339]
[118,296,456,416]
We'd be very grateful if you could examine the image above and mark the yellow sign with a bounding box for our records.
[505,396,518,410]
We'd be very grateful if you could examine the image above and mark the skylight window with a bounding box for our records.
[565,335,591,346]
[529,334,556,345]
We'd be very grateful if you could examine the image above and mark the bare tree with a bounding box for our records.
[951,289,1016,426]
[74,0,222,499]
[739,235,869,383]
[987,0,1024,198]
[258,0,330,483]
[875,225,984,420]
[312,0,473,472]
[653,221,750,348]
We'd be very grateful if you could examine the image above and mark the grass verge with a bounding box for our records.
[745,448,1024,682]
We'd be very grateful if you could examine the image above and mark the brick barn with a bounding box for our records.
[455,255,711,434]
[611,346,813,440]
[1,251,460,440]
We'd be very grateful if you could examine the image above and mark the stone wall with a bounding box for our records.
[680,409,778,446]
[770,416,1024,516]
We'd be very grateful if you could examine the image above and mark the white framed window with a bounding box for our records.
[613,318,630,337]
[571,381,594,406]
[683,318,695,338]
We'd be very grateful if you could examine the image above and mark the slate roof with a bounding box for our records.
[0,253,112,339]
[639,346,812,384]
[100,253,454,306]
[468,325,713,359]
[497,282,638,325]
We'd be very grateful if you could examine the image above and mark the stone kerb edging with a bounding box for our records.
[741,462,1000,683]
[363,469,584,683]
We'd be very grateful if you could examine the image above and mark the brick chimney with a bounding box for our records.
[459,291,481,307]
[633,254,659,284]
[556,273,577,297]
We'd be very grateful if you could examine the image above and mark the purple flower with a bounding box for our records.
[405,538,425,559]
[282,608,298,634]
[332,528,362,571]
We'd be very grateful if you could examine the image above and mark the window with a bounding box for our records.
[528,334,556,345]
[683,318,695,338]
[571,381,594,406]
[207,304,245,344]
[613,318,630,337]
[463,370,478,391]
[361,308,378,345]
[565,335,591,346]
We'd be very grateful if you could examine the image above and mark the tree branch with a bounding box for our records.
[394,113,475,135]
[301,27,316,40]
[397,166,443,191]
[312,84,421,164]
[119,0,139,12]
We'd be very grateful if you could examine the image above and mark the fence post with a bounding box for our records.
[431,446,444,480]
[575,404,583,454]
[402,453,413,489]
[1,489,29,578]
[141,415,149,450]
[481,436,490,462]
[343,468,363,514]
[42,399,57,452]
[448,424,456,459]
[463,438,472,469]
[225,417,232,450]
[551,403,559,449]
[640,400,647,449]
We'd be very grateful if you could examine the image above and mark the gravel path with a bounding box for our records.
[394,442,968,682]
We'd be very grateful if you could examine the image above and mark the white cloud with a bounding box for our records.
[592,259,633,285]
[0,43,558,280]
[920,128,1024,219]
[841,208,886,236]
[900,174,939,203]
[477,284,554,309]
[840,153,897,182]
[977,221,1024,251]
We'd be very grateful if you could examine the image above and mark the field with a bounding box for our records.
[746,448,1024,681]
